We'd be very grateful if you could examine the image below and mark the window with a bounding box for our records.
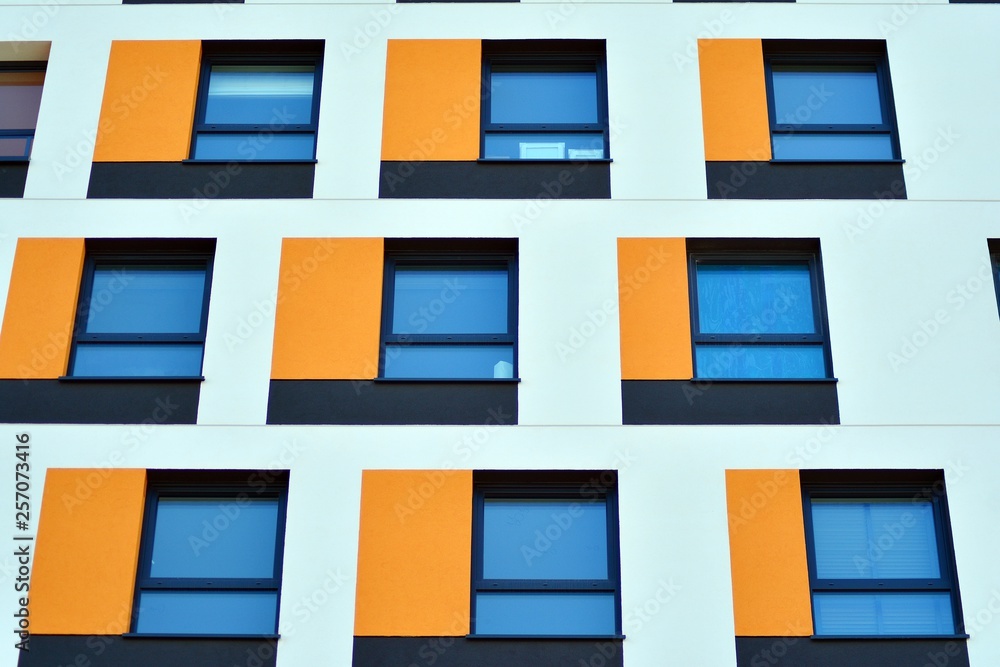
[481,41,608,161]
[472,472,621,636]
[380,240,517,380]
[764,41,900,161]
[132,471,288,635]
[802,473,962,637]
[67,240,214,378]
[0,63,45,160]
[689,241,832,379]
[190,42,323,161]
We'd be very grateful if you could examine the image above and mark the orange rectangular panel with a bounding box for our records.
[0,238,84,379]
[30,469,147,634]
[271,238,384,380]
[381,40,481,162]
[726,469,813,637]
[617,238,692,380]
[92,40,202,162]
[354,470,472,636]
[698,39,772,162]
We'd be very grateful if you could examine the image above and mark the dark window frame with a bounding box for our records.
[687,240,834,379]
[189,41,324,163]
[480,40,610,162]
[0,61,46,162]
[65,239,215,380]
[470,471,623,637]
[378,240,518,381]
[800,472,964,638]
[763,40,901,163]
[131,470,289,637]
[989,240,1000,319]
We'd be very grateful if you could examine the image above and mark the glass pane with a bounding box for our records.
[383,345,514,379]
[813,593,954,636]
[772,133,894,160]
[484,133,605,160]
[484,498,608,579]
[71,343,204,377]
[772,66,883,125]
[135,590,277,634]
[392,266,508,334]
[0,71,44,130]
[84,264,206,334]
[812,499,940,579]
[696,263,815,335]
[695,344,826,379]
[475,592,615,635]
[0,137,30,158]
[191,132,316,160]
[490,70,597,124]
[150,497,279,578]
[204,65,315,125]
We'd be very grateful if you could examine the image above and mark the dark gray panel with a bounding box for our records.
[0,163,29,198]
[379,161,611,199]
[353,636,623,667]
[87,162,314,199]
[706,161,906,200]
[0,380,200,424]
[267,380,517,425]
[736,636,969,667]
[621,380,839,425]
[18,636,276,667]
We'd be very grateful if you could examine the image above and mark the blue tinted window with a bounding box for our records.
[135,591,278,635]
[483,499,608,579]
[483,133,605,160]
[475,592,616,635]
[70,343,204,377]
[696,263,815,335]
[772,133,894,160]
[85,265,206,334]
[695,344,826,379]
[191,133,316,161]
[813,592,954,636]
[383,345,513,379]
[392,266,508,334]
[204,65,315,125]
[772,66,882,125]
[490,70,598,124]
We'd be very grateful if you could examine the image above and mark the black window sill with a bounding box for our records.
[0,158,29,164]
[374,377,521,384]
[476,158,613,164]
[58,375,206,382]
[466,634,625,640]
[810,634,970,641]
[768,159,905,165]
[181,159,317,165]
[122,633,280,639]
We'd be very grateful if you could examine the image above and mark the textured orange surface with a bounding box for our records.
[698,39,772,162]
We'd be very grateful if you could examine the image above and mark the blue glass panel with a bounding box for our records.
[71,343,203,377]
[0,72,44,130]
[191,132,316,160]
[475,592,615,635]
[85,265,205,334]
[772,133,894,160]
[392,267,508,334]
[696,264,815,335]
[0,137,30,158]
[484,499,608,580]
[812,499,940,579]
[490,71,597,124]
[813,593,954,635]
[383,345,513,379]
[204,65,315,125]
[695,344,826,379]
[150,497,279,578]
[484,133,605,160]
[135,590,277,634]
[772,66,883,125]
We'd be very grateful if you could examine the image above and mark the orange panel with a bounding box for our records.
[617,238,692,380]
[354,470,472,636]
[31,469,147,634]
[698,39,772,162]
[726,470,813,637]
[381,40,481,161]
[92,40,202,162]
[271,238,384,380]
[0,238,84,379]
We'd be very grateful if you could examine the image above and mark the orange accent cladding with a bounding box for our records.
[0,238,85,379]
[617,238,692,380]
[31,469,147,634]
[726,469,813,637]
[92,40,202,162]
[698,39,773,162]
[354,470,472,636]
[381,40,482,161]
[271,238,384,380]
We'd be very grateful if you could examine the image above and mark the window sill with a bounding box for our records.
[466,634,625,640]
[181,159,318,165]
[122,633,280,639]
[58,375,206,382]
[810,634,969,641]
[768,159,905,165]
[374,377,521,384]
[476,158,613,164]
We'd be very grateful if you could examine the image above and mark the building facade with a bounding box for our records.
[0,0,998,665]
